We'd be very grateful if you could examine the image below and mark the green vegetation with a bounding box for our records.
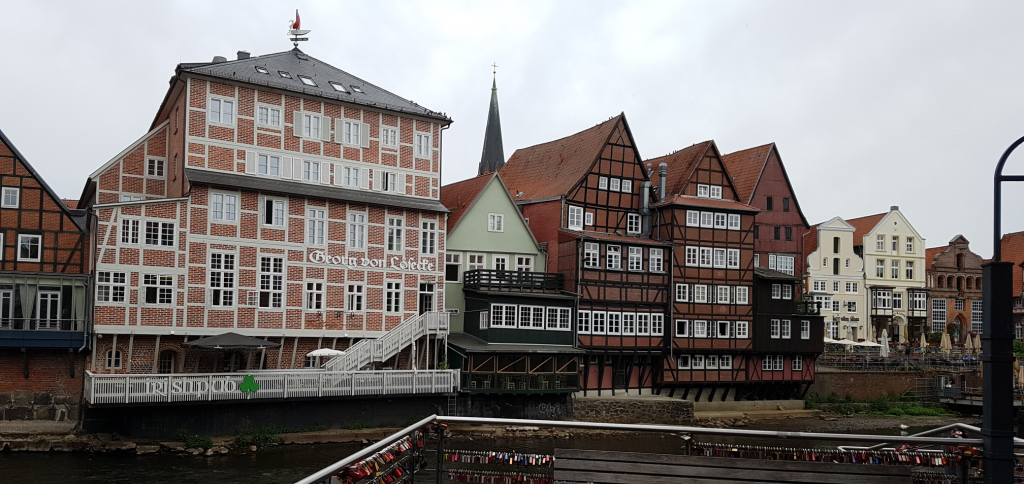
[341,421,375,430]
[805,393,953,417]
[176,430,213,450]
[231,425,328,449]
[1013,340,1024,358]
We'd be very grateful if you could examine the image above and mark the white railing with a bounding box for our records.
[83,369,460,405]
[323,311,450,372]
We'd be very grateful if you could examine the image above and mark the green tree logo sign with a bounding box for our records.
[240,375,260,395]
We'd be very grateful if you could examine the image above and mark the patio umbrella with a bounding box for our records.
[306,348,345,357]
[964,334,974,354]
[183,332,281,349]
[1018,362,1024,387]
[940,332,952,356]
[974,333,982,355]
[879,329,890,358]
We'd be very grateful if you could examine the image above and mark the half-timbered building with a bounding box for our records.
[500,114,670,393]
[0,127,91,408]
[79,46,452,376]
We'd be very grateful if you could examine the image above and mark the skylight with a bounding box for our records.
[254,66,269,74]
[350,85,364,93]
[298,76,316,86]
[278,71,291,78]
[329,82,348,93]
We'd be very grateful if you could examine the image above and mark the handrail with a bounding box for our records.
[323,311,449,372]
[0,318,88,331]
[462,269,564,292]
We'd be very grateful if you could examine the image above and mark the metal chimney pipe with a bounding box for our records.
[658,163,668,201]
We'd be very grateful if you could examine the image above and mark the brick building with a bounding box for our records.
[721,143,810,277]
[1001,231,1024,338]
[0,127,91,418]
[79,47,452,375]
[924,235,984,343]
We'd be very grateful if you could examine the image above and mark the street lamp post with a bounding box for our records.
[982,135,1024,483]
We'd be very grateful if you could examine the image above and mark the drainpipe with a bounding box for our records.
[640,181,652,236]
[658,163,668,201]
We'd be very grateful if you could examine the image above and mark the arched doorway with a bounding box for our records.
[891,315,906,343]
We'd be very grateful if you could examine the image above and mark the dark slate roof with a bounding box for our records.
[478,77,505,175]
[0,128,88,233]
[179,48,451,123]
[447,333,583,354]
[754,266,800,281]
[185,169,448,213]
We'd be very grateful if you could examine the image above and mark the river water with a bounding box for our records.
[0,423,955,483]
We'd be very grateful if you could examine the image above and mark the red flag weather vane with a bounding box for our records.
[288,9,311,47]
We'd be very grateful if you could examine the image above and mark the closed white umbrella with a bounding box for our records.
[964,334,974,354]
[880,329,890,358]
[974,333,982,355]
[940,332,952,356]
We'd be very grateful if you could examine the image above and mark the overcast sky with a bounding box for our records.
[2,1,1023,258]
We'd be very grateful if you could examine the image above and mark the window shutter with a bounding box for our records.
[245,151,256,174]
[293,112,303,138]
[321,163,331,184]
[361,123,370,148]
[397,174,406,195]
[320,117,332,142]
[335,118,345,145]
[359,168,369,189]
[333,163,343,186]
[373,169,383,191]
[293,159,303,180]
[281,157,292,179]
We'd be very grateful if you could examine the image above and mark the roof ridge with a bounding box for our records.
[513,114,621,152]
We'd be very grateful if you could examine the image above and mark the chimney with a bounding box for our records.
[658,163,668,201]
[237,50,251,60]
[890,205,899,211]
[212,56,227,63]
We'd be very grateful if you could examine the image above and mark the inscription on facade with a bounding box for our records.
[307,250,436,272]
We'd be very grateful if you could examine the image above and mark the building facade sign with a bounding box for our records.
[307,250,436,272]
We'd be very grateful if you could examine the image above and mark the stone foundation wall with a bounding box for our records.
[573,399,694,425]
[1,390,80,422]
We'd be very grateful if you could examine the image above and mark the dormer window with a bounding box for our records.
[278,71,292,78]
[710,186,723,199]
[351,86,364,93]
[298,76,316,86]
[329,82,348,92]
[254,66,269,74]
[697,184,710,198]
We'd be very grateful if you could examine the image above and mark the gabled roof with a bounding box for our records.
[179,48,450,122]
[646,141,714,196]
[925,246,946,270]
[654,195,759,213]
[440,173,494,232]
[500,115,622,202]
[0,128,87,233]
[721,142,810,228]
[845,212,886,246]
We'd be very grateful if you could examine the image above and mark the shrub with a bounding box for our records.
[342,421,375,430]
[176,430,213,450]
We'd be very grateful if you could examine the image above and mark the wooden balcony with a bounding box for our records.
[462,269,564,293]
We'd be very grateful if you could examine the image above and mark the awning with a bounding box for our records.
[182,332,281,349]
[448,333,584,354]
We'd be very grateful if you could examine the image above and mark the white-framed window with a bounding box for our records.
[735,286,749,305]
[713,248,726,268]
[142,274,174,305]
[627,213,641,234]
[693,285,708,303]
[873,289,892,309]
[488,213,504,232]
[685,246,698,266]
[714,213,727,229]
[339,284,363,313]
[892,235,899,253]
[845,282,859,293]
[847,301,858,313]
[298,75,317,86]
[832,300,841,312]
[598,177,608,190]
[651,313,664,336]
[762,356,772,371]
[121,219,140,245]
[348,213,366,249]
[257,105,281,127]
[700,212,714,228]
[710,186,723,199]
[876,259,885,278]
[302,160,321,182]
[694,320,708,338]
[610,178,621,191]
[547,307,571,331]
[932,298,947,331]
[515,255,534,272]
[577,310,591,334]
[145,221,175,246]
[341,165,362,188]
[380,126,398,147]
[650,248,664,272]
[771,319,781,338]
[906,236,915,253]
[492,254,508,271]
[637,313,650,335]
[210,253,236,307]
[491,304,517,327]
[727,214,740,230]
[259,256,284,308]
[445,253,462,282]
[876,235,885,251]
[846,259,850,268]
[697,184,710,198]
[591,311,606,333]
[774,355,784,371]
[209,97,235,125]
[906,261,914,280]
[686,211,699,227]
[145,159,164,178]
[17,234,41,261]
[677,355,690,369]
[210,192,238,222]
[717,321,731,338]
[972,300,983,334]
[467,253,486,270]
[781,319,792,339]
[813,280,826,292]
[385,281,402,313]
[814,295,833,311]
[568,206,583,230]
[305,282,323,310]
[769,254,776,270]
[955,299,964,311]
[257,154,280,176]
[342,121,361,146]
[772,284,781,299]
[96,271,127,303]
[720,355,733,369]
[628,247,643,271]
[306,208,326,245]
[621,179,632,193]
[421,221,437,254]
[699,247,713,267]
[607,245,621,270]
[894,292,903,310]
[106,350,122,370]
[1,187,19,208]
[622,313,636,335]
[717,285,730,304]
[302,114,322,139]
[833,281,840,292]
[706,355,719,369]
[257,197,284,227]
[792,357,803,371]
[414,133,431,158]
[675,284,689,302]
[585,212,593,226]
[782,284,793,300]
[891,259,900,279]
[386,217,403,252]
[584,243,599,268]
[801,320,810,339]
[735,321,749,338]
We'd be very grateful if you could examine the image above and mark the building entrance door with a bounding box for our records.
[37,291,60,330]
[418,283,434,315]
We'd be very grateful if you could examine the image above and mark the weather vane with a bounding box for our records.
[287,9,311,47]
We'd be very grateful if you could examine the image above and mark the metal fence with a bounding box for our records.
[817,355,980,372]
[323,311,449,372]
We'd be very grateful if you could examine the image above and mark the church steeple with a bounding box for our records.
[478,64,505,175]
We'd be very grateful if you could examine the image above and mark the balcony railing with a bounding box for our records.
[795,299,820,315]
[83,369,460,405]
[462,269,564,293]
[0,318,87,332]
